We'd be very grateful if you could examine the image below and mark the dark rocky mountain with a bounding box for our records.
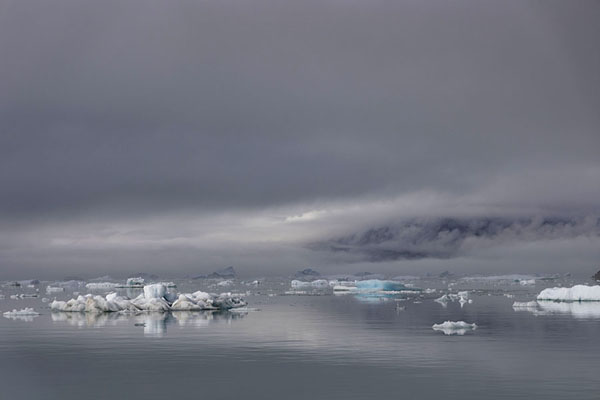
[294,268,321,278]
[195,266,236,280]
[309,216,600,262]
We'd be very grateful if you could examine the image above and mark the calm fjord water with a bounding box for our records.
[1,278,599,399]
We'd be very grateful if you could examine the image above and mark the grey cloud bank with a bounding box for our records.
[0,1,599,278]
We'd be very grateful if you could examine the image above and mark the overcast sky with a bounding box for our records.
[1,0,599,279]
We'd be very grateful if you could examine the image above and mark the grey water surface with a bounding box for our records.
[1,278,599,400]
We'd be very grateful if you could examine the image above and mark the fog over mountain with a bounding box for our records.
[1,0,599,278]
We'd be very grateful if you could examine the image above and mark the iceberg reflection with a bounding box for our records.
[51,310,247,337]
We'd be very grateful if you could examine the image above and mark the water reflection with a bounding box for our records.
[537,301,600,318]
[51,310,247,337]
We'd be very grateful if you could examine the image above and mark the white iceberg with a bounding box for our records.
[115,277,145,288]
[432,321,477,335]
[290,279,330,288]
[512,301,539,309]
[51,284,246,313]
[4,308,40,321]
[434,291,470,307]
[537,285,600,302]
[355,280,407,292]
[519,279,536,286]
[46,286,65,293]
[85,282,118,290]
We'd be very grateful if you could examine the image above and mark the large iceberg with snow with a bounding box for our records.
[51,284,246,313]
[537,285,600,302]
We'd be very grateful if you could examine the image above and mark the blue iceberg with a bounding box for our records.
[355,280,407,292]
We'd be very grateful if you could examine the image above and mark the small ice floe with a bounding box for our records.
[42,297,50,303]
[291,279,329,288]
[434,291,471,307]
[504,293,515,298]
[537,285,600,302]
[512,301,539,310]
[85,282,118,290]
[50,283,246,313]
[519,279,536,286]
[115,277,145,288]
[46,286,65,293]
[4,308,40,321]
[432,321,477,335]
[217,280,233,287]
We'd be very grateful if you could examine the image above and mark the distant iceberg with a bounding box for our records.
[4,308,40,321]
[432,321,477,335]
[291,279,329,288]
[51,283,246,313]
[355,280,407,292]
[512,301,539,309]
[86,282,118,290]
[114,277,145,288]
[537,285,600,302]
[4,307,40,317]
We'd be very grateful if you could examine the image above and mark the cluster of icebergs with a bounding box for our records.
[435,291,472,307]
[50,283,246,313]
[290,279,413,293]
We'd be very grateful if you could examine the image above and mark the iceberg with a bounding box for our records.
[291,279,330,288]
[537,285,600,302]
[85,282,118,290]
[354,280,407,292]
[51,284,246,313]
[512,301,539,309]
[4,308,40,321]
[3,307,40,317]
[115,277,145,288]
[432,321,477,335]
[434,291,471,307]
[46,286,65,293]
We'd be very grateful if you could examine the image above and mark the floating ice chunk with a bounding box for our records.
[4,307,40,316]
[512,301,539,309]
[3,308,40,321]
[127,277,144,286]
[143,283,166,299]
[86,282,118,290]
[42,297,50,303]
[435,291,470,307]
[354,280,407,292]
[46,286,65,293]
[217,280,233,287]
[333,285,356,292]
[519,279,536,286]
[432,321,477,335]
[537,285,600,302]
[291,279,329,288]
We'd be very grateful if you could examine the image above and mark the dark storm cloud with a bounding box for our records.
[1,0,599,221]
[0,0,599,277]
